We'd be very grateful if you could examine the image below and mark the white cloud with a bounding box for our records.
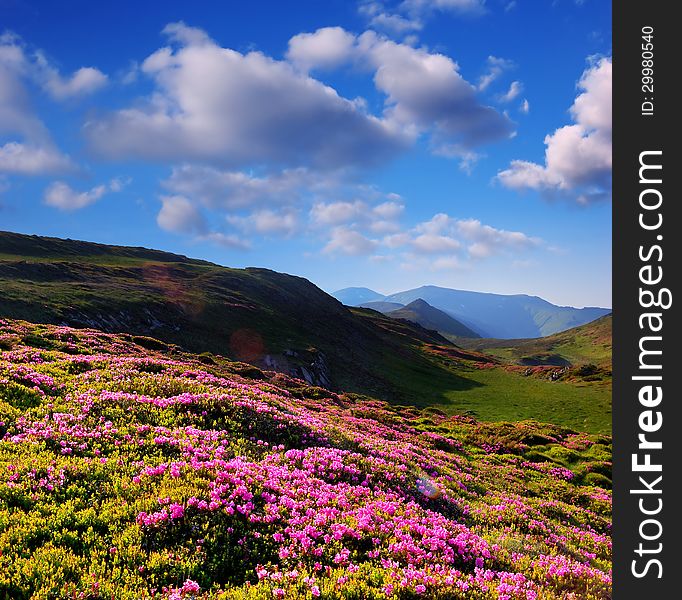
[412,233,461,254]
[497,57,611,203]
[357,2,422,35]
[324,227,378,256]
[387,213,539,260]
[83,23,510,173]
[157,186,252,248]
[227,209,299,237]
[35,53,107,100]
[456,217,540,257]
[287,27,357,72]
[309,208,539,265]
[310,200,367,226]
[431,255,465,270]
[309,198,404,238]
[403,0,487,17]
[519,98,530,114]
[160,162,404,248]
[200,231,251,249]
[499,80,522,102]
[365,33,513,148]
[0,142,73,175]
[0,33,79,175]
[287,28,514,161]
[477,55,514,91]
[358,0,484,34]
[108,177,130,193]
[157,194,207,234]
[373,199,404,219]
[85,23,406,169]
[43,179,124,211]
[163,165,321,210]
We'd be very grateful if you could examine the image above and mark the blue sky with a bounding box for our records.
[0,0,611,307]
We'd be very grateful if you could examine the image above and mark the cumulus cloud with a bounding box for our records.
[0,142,74,175]
[1,32,106,102]
[34,53,107,100]
[387,213,540,260]
[403,0,486,18]
[455,217,540,257]
[84,23,510,172]
[323,227,379,256]
[309,198,404,237]
[200,232,251,249]
[310,200,367,226]
[358,0,486,34]
[43,178,124,210]
[519,98,530,114]
[162,165,323,210]
[157,155,409,247]
[477,55,515,91]
[227,209,300,237]
[497,57,611,203]
[286,27,357,72]
[412,233,461,254]
[499,80,522,103]
[0,33,79,175]
[357,2,422,35]
[157,194,207,235]
[288,28,514,161]
[431,255,465,270]
[157,191,251,248]
[84,22,406,169]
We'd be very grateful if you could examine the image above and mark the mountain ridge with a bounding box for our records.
[386,298,481,338]
[384,285,609,338]
[332,284,609,339]
[0,231,469,406]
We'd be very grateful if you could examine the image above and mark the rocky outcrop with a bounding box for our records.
[261,349,332,389]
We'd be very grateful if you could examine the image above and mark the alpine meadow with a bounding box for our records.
[0,1,612,598]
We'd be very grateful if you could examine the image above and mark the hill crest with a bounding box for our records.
[387,298,481,338]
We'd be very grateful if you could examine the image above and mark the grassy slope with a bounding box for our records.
[0,232,450,403]
[455,315,612,368]
[0,319,612,599]
[353,309,611,434]
[0,232,611,434]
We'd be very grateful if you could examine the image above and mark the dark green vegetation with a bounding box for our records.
[384,299,480,338]
[0,231,611,433]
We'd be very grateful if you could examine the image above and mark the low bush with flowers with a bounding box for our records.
[0,319,611,599]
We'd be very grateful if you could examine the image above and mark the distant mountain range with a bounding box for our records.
[332,287,385,306]
[358,301,405,313]
[333,285,610,339]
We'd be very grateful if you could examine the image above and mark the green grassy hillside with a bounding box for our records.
[0,231,611,433]
[354,309,611,434]
[456,314,612,368]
